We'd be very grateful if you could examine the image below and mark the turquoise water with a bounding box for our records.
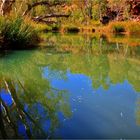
[0,34,140,139]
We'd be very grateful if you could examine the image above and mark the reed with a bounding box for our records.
[0,16,39,49]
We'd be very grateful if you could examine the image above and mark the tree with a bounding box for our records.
[91,0,108,20]
[0,0,15,15]
[0,0,70,24]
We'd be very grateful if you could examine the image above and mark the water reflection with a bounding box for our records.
[0,34,140,138]
[0,51,72,138]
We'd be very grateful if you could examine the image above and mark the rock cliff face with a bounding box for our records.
[129,0,140,21]
[0,0,15,16]
[101,0,140,24]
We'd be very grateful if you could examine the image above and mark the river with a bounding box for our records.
[0,34,140,139]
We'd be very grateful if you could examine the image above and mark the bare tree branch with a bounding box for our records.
[32,13,70,24]
[33,13,70,20]
[23,1,66,16]
[33,19,57,24]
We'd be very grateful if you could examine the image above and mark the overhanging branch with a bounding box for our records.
[32,13,70,24]
[32,13,70,20]
[23,1,66,16]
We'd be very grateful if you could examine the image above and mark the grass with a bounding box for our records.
[61,21,99,34]
[100,21,140,35]
[62,25,80,33]
[0,14,138,50]
[29,19,140,37]
[126,22,140,35]
[43,21,140,36]
[107,22,126,33]
[0,16,39,49]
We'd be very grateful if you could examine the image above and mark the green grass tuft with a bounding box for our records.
[0,16,39,49]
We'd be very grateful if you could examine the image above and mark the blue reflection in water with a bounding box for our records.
[43,68,140,139]
[1,68,140,139]
[0,89,13,107]
[0,90,51,138]
[18,120,28,139]
[0,89,29,138]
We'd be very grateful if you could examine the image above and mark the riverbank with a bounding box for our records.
[0,17,139,50]
[40,21,140,36]
[99,21,140,35]
[40,22,140,48]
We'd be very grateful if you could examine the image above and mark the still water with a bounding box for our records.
[0,34,140,139]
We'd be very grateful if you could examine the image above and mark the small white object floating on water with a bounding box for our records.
[120,112,123,117]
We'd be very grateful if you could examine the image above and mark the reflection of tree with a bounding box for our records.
[46,52,140,92]
[43,34,140,91]
[136,96,140,126]
[44,34,140,128]
[0,99,8,138]
[90,55,110,89]
[0,51,72,139]
[0,35,140,138]
[43,33,140,58]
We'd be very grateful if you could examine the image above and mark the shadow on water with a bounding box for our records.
[0,33,140,139]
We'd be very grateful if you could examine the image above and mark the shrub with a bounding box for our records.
[64,26,80,33]
[126,21,140,35]
[106,21,140,35]
[108,22,125,33]
[0,16,39,49]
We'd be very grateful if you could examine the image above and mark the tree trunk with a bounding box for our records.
[0,0,15,16]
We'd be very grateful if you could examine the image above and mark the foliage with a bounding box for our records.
[0,16,39,49]
[107,22,126,33]
[63,25,80,33]
[126,22,140,35]
[0,0,139,36]
[0,50,72,138]
[101,21,140,35]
